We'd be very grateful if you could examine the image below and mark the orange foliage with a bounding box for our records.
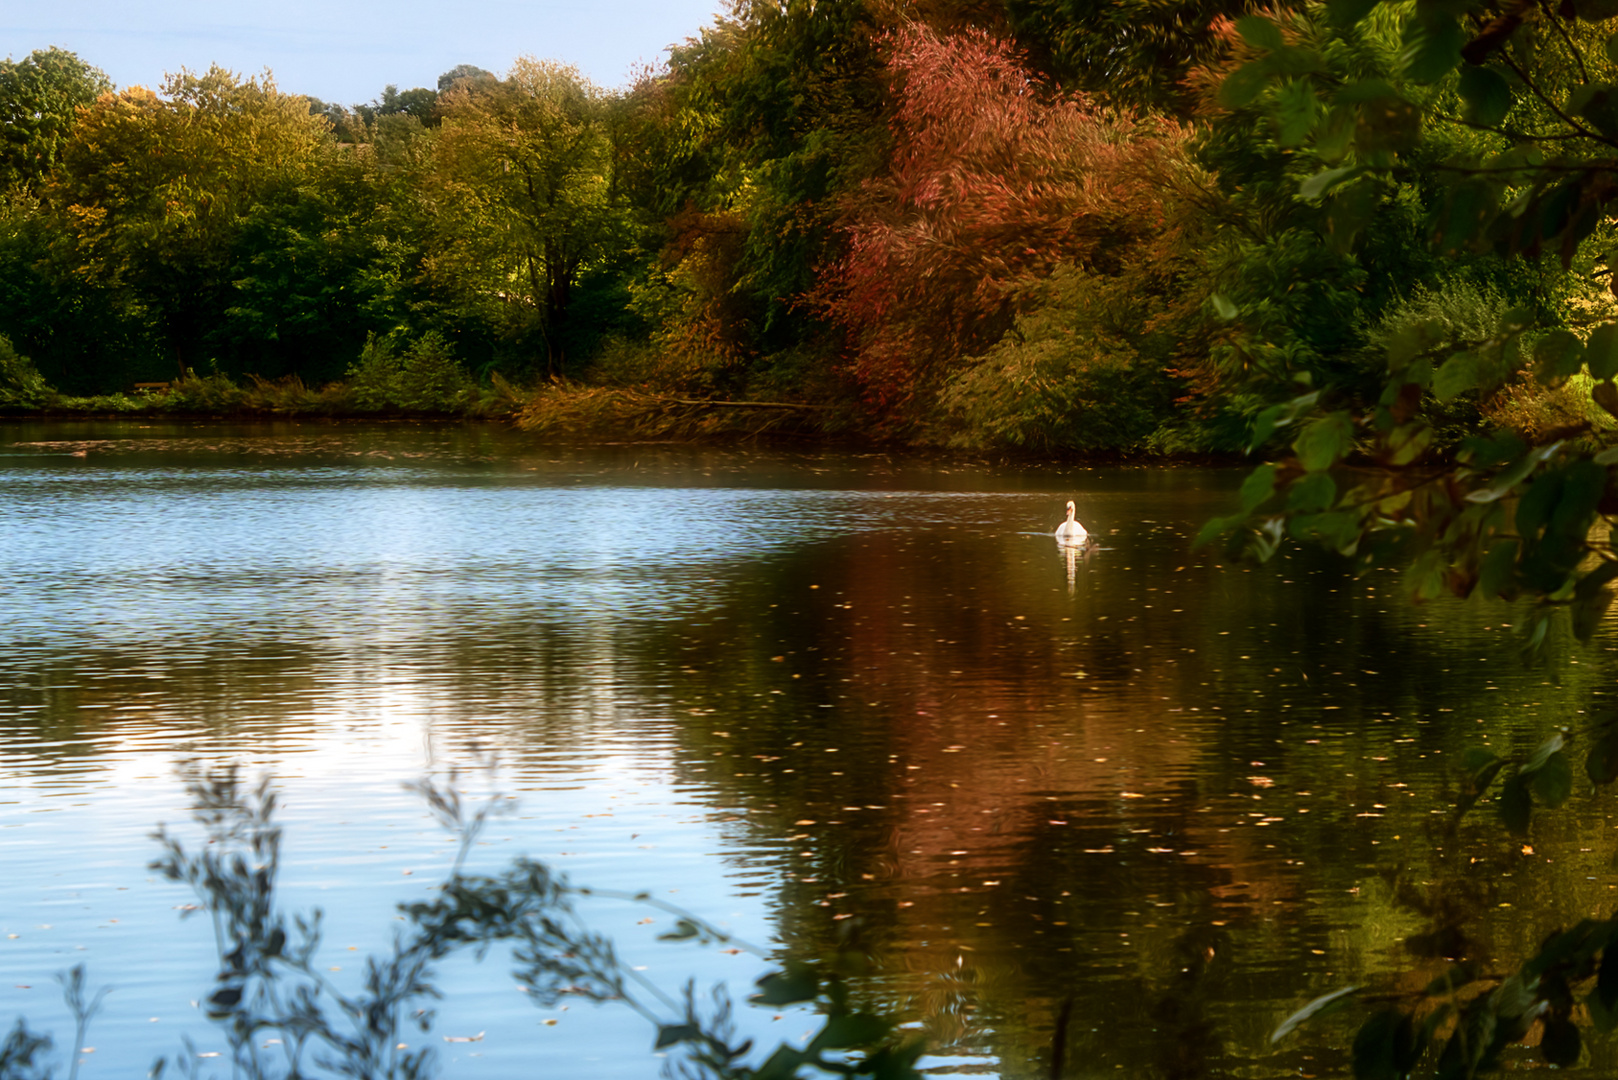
[817,23,1200,415]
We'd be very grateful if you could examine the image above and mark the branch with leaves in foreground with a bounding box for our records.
[0,764,924,1080]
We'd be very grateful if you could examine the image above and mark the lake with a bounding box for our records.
[2,419,1616,1078]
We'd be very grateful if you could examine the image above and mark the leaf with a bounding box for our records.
[1271,984,1362,1042]
[1586,727,1618,784]
[1240,464,1279,512]
[1540,1015,1581,1066]
[1588,322,1618,380]
[658,918,701,941]
[1457,747,1506,813]
[1236,15,1286,51]
[1479,540,1519,600]
[1276,80,1319,146]
[1352,1008,1420,1080]
[753,1045,808,1080]
[1530,749,1574,807]
[809,1011,890,1051]
[1458,66,1512,127]
[655,1023,702,1050]
[751,963,819,1006]
[1432,351,1487,400]
[1219,63,1273,109]
[1534,329,1585,386]
[1523,732,1567,773]
[1326,0,1382,28]
[1294,413,1354,471]
[1499,773,1533,835]
[1578,0,1618,22]
[1288,471,1337,512]
[1300,165,1363,200]
[1594,381,1618,420]
[1400,15,1465,83]
[1211,293,1238,320]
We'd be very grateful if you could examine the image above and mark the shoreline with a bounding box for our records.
[0,410,1249,467]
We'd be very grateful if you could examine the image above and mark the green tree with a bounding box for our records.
[50,66,334,374]
[426,58,627,379]
[0,48,110,192]
[1198,2,1618,643]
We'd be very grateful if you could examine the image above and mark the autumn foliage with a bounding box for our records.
[818,24,1201,414]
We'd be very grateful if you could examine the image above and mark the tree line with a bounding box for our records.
[3,0,1618,545]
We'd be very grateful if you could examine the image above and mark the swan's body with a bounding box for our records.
[1054,500,1088,545]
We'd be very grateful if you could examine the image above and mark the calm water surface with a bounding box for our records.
[3,420,1618,1078]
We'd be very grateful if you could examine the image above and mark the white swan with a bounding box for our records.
[1055,500,1089,545]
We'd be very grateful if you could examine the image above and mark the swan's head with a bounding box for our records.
[1065,500,1076,515]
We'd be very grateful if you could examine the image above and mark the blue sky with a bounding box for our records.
[5,0,729,103]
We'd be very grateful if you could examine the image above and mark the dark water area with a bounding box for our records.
[4,419,1618,1077]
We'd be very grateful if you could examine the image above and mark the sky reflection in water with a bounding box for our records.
[3,421,1618,1078]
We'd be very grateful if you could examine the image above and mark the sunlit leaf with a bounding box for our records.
[1211,293,1238,320]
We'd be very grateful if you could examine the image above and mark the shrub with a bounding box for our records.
[346,332,477,412]
[0,334,55,408]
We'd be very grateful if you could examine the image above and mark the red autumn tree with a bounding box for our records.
[818,23,1202,415]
